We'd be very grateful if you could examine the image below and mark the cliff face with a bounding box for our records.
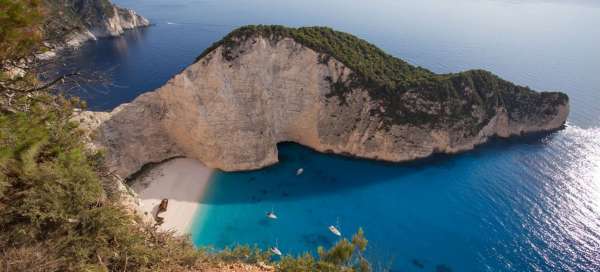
[79,27,569,178]
[38,0,149,58]
[63,0,150,46]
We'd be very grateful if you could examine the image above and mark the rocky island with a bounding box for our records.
[78,26,569,177]
[79,25,569,178]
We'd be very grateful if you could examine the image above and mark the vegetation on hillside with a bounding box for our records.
[42,0,117,42]
[0,3,373,272]
[197,25,434,90]
[0,0,116,58]
[0,0,43,60]
[197,25,568,130]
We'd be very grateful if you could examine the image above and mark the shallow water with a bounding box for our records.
[192,132,600,271]
[65,0,600,270]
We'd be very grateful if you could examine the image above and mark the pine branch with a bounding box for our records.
[0,72,80,94]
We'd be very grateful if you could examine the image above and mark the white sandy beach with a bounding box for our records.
[131,158,213,235]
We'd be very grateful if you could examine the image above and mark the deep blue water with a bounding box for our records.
[64,0,600,270]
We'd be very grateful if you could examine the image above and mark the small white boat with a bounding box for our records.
[270,246,282,256]
[296,168,304,175]
[266,211,277,219]
[328,225,342,236]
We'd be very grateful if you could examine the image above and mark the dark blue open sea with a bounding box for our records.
[64,0,600,270]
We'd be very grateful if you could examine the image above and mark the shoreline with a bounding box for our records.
[130,158,213,235]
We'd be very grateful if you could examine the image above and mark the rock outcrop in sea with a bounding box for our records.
[38,0,150,59]
[78,26,569,178]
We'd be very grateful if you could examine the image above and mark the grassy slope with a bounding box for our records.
[196,25,568,130]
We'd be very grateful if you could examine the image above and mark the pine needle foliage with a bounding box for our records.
[279,228,371,272]
[0,96,272,271]
[0,0,44,60]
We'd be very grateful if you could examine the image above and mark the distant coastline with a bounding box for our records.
[37,0,150,60]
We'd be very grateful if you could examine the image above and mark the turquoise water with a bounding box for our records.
[61,0,600,270]
[192,132,600,271]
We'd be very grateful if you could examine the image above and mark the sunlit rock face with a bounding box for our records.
[79,34,568,178]
[71,1,149,42]
[38,0,149,59]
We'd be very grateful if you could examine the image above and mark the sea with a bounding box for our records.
[61,0,600,271]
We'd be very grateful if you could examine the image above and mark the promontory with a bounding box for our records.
[38,0,150,59]
[78,25,569,178]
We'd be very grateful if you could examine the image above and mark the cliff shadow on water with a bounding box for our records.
[198,129,564,205]
[46,26,152,109]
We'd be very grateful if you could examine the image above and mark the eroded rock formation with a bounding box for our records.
[38,0,150,59]
[62,0,150,46]
[78,27,569,178]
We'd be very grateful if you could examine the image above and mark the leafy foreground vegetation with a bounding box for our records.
[0,1,372,271]
[0,0,43,60]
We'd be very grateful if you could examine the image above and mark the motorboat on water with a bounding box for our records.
[266,211,277,219]
[270,246,282,256]
[328,225,342,236]
[329,217,342,236]
[271,239,282,256]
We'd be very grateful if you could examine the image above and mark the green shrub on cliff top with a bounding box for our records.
[196,25,568,128]
[197,25,434,91]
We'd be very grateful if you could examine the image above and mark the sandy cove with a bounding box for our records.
[130,158,213,235]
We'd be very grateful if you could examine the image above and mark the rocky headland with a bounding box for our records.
[38,0,150,59]
[78,25,569,179]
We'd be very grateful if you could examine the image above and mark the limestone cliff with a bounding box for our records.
[78,26,569,178]
[38,0,150,59]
